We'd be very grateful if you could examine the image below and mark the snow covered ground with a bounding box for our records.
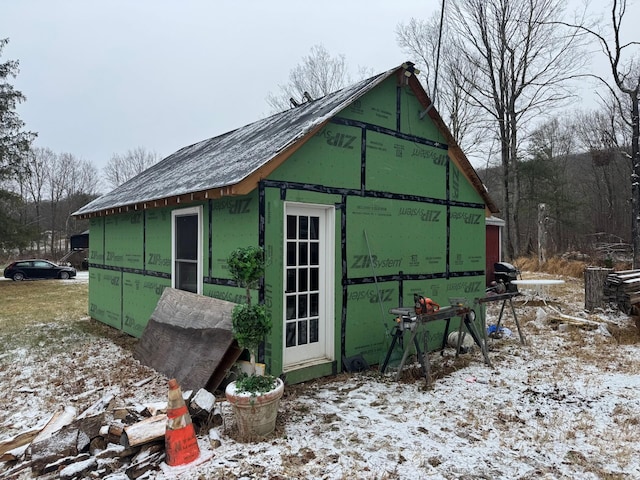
[2,272,639,479]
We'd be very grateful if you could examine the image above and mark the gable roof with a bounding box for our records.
[74,63,498,218]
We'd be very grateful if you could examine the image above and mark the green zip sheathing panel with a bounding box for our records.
[268,123,362,189]
[400,85,446,143]
[347,196,447,275]
[450,206,486,273]
[88,217,104,264]
[338,76,400,131]
[365,131,447,198]
[450,163,484,204]
[263,187,284,377]
[145,208,172,274]
[345,277,485,368]
[104,213,144,269]
[89,268,123,330]
[210,192,259,279]
[122,274,171,337]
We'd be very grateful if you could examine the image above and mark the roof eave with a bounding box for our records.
[73,118,332,220]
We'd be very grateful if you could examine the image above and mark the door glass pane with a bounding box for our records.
[286,322,296,347]
[299,216,308,239]
[299,243,308,266]
[310,268,319,291]
[298,268,308,292]
[297,320,308,345]
[286,296,296,320]
[176,215,197,259]
[310,318,319,343]
[286,242,296,266]
[310,216,319,240]
[298,294,307,318]
[286,269,296,292]
[310,242,319,265]
[287,215,297,239]
[310,293,319,316]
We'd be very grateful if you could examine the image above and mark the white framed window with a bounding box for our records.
[171,206,203,294]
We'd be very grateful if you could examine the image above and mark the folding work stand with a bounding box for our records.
[380,305,492,387]
[475,292,525,345]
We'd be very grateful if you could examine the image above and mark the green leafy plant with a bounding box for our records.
[234,372,278,395]
[231,303,271,365]
[228,246,274,382]
[227,246,265,305]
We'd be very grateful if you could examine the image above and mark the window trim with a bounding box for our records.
[171,206,203,295]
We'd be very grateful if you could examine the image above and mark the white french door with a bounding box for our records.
[283,204,334,369]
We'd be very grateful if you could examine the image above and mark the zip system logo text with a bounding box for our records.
[398,207,442,222]
[351,255,402,270]
[451,212,482,224]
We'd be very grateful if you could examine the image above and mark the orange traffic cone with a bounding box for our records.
[165,378,200,466]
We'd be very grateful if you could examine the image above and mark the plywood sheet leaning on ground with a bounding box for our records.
[134,288,242,392]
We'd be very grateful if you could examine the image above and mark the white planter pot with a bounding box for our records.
[225,377,285,436]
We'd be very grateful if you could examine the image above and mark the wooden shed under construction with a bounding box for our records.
[73,62,499,384]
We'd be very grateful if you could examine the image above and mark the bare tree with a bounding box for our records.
[62,155,98,247]
[521,117,576,255]
[47,153,74,255]
[266,44,368,112]
[103,146,159,190]
[21,147,56,251]
[448,0,589,259]
[580,110,631,244]
[396,14,489,157]
[557,0,640,266]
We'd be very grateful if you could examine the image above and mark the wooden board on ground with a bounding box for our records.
[134,288,243,392]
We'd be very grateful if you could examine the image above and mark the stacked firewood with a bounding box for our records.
[0,384,221,479]
[603,269,640,314]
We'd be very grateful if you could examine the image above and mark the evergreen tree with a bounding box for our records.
[0,37,36,251]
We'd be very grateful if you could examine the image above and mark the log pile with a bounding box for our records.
[0,387,221,479]
[602,269,640,314]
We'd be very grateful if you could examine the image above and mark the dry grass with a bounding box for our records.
[513,256,588,278]
[0,280,88,330]
[513,255,632,278]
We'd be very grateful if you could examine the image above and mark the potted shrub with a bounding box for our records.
[224,246,284,437]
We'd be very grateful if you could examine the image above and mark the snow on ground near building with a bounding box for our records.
[1,273,639,479]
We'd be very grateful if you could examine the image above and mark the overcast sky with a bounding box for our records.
[2,1,638,189]
[3,1,437,179]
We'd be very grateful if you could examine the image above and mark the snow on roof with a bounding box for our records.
[73,67,396,217]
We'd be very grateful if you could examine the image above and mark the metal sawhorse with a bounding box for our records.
[380,305,492,387]
[475,292,525,346]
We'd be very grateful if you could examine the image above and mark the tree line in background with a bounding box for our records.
[0,37,159,259]
[480,114,632,263]
[395,0,639,265]
[2,0,638,265]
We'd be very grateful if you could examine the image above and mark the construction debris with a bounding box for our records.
[133,288,243,392]
[0,388,222,479]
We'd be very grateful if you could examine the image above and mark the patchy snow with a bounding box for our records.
[2,273,640,479]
